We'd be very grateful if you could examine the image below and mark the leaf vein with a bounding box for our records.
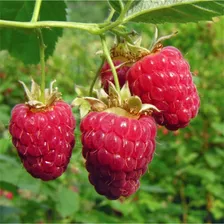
[191,3,221,15]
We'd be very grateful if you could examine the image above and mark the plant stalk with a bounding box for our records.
[100,35,120,92]
[105,8,115,23]
[31,0,43,22]
[37,29,46,103]
[0,0,133,36]
[0,20,101,34]
[89,58,105,96]
[94,0,134,35]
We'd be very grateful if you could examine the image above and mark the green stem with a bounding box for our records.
[31,0,42,22]
[105,8,115,23]
[111,28,134,44]
[0,20,101,34]
[94,0,134,35]
[0,0,133,35]
[100,35,120,92]
[118,0,124,11]
[37,29,46,103]
[89,58,105,96]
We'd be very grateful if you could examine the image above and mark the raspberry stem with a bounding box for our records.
[31,0,42,22]
[37,29,46,103]
[100,34,121,92]
[89,58,105,96]
[105,8,115,23]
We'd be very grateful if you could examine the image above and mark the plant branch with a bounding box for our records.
[31,0,43,22]
[105,8,115,23]
[100,35,120,92]
[89,58,105,96]
[119,0,125,11]
[0,20,101,34]
[37,29,46,103]
[94,0,134,35]
[111,28,134,44]
[0,0,134,35]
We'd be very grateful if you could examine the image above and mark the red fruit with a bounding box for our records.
[80,111,157,200]
[128,46,200,130]
[9,101,76,181]
[100,60,130,92]
[5,192,13,200]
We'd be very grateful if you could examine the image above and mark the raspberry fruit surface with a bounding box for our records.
[128,46,200,130]
[100,60,130,92]
[9,101,76,181]
[80,111,157,200]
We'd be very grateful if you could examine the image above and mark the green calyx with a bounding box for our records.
[20,79,61,110]
[72,82,159,119]
[108,28,178,64]
[110,40,150,63]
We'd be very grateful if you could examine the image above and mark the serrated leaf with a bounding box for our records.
[125,1,224,24]
[0,0,67,64]
[56,187,79,218]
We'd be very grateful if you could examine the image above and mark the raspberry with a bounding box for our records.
[100,60,130,92]
[80,111,157,200]
[9,101,76,181]
[128,46,200,130]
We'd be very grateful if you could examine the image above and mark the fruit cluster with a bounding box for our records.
[9,36,200,200]
[101,46,200,131]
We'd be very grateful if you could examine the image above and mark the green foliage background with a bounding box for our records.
[0,2,224,223]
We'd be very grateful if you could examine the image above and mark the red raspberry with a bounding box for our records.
[100,60,130,92]
[80,111,157,200]
[128,46,200,130]
[9,101,76,181]
[5,192,13,200]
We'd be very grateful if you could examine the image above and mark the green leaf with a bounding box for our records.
[0,0,67,64]
[212,122,224,135]
[56,187,79,218]
[125,1,224,24]
[0,155,41,193]
[204,152,223,168]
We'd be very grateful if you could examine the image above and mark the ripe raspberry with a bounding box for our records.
[5,192,13,200]
[9,101,76,181]
[80,111,157,200]
[128,46,200,130]
[100,60,130,92]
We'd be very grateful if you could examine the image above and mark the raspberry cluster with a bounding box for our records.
[9,43,200,201]
[101,46,200,131]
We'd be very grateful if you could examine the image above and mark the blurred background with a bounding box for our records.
[0,1,224,223]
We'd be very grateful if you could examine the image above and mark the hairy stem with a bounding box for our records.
[0,20,101,34]
[105,8,115,23]
[118,0,125,11]
[111,28,134,44]
[89,58,105,96]
[95,0,134,35]
[37,29,46,103]
[100,35,120,92]
[31,0,43,22]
